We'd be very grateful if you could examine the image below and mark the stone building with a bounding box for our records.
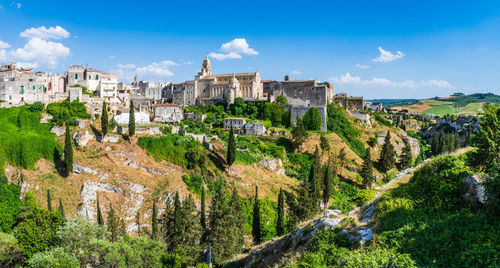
[184,112,206,122]
[333,93,364,111]
[172,57,264,106]
[365,101,383,112]
[223,118,246,130]
[0,63,47,104]
[153,103,183,123]
[64,65,118,101]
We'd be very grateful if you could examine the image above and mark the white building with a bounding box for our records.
[65,65,118,101]
[153,104,183,123]
[0,63,47,104]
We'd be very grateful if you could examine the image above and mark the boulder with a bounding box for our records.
[50,125,65,136]
[40,114,53,124]
[74,131,95,147]
[76,119,86,129]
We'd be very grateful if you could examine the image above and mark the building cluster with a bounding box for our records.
[1,58,368,132]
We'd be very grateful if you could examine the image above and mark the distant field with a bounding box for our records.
[387,93,498,115]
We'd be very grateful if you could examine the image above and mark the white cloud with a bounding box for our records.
[117,63,136,69]
[16,3,21,9]
[135,60,178,77]
[330,72,453,89]
[291,70,301,75]
[108,55,116,59]
[0,40,10,49]
[209,38,258,60]
[208,52,242,60]
[356,64,370,69]
[373,46,405,62]
[183,61,192,65]
[10,37,70,68]
[20,26,70,40]
[16,62,39,68]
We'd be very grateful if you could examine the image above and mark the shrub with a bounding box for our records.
[182,173,204,195]
[326,104,365,157]
[138,134,204,168]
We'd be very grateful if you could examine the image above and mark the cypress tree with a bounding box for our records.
[58,198,65,218]
[322,164,333,209]
[308,147,321,211]
[171,192,183,249]
[128,100,135,138]
[63,125,73,174]
[276,188,285,236]
[291,116,308,149]
[135,211,141,235]
[101,100,108,139]
[338,147,347,172]
[229,187,245,254]
[96,198,104,225]
[227,126,236,169]
[152,200,158,240]
[46,189,52,212]
[378,131,396,173]
[252,186,261,245]
[181,194,203,263]
[320,134,330,152]
[107,204,119,242]
[200,187,206,233]
[361,147,375,189]
[398,139,413,170]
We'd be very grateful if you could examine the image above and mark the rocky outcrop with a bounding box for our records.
[40,114,53,124]
[50,125,65,136]
[79,181,124,221]
[260,158,285,175]
[463,174,487,208]
[74,131,95,147]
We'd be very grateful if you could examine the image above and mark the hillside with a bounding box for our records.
[387,93,500,115]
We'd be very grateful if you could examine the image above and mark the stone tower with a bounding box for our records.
[226,73,241,103]
[199,56,212,77]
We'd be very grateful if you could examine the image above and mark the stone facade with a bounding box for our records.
[153,104,183,123]
[223,118,246,129]
[334,93,364,111]
[172,57,264,106]
[0,63,48,104]
[114,112,151,125]
[184,112,206,122]
[65,65,118,102]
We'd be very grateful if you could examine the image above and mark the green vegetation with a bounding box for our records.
[0,105,61,170]
[302,107,323,131]
[101,101,108,137]
[329,181,375,213]
[46,100,90,126]
[326,104,365,157]
[289,229,416,267]
[423,104,455,115]
[128,100,135,137]
[374,155,500,267]
[182,173,204,195]
[138,134,206,168]
[233,136,285,165]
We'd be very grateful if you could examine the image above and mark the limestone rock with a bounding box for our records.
[50,125,65,136]
[74,131,95,147]
[463,174,487,208]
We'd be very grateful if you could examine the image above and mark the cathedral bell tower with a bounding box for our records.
[199,56,212,77]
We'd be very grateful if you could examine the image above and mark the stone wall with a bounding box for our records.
[290,106,327,131]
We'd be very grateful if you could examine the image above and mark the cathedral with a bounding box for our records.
[172,57,264,106]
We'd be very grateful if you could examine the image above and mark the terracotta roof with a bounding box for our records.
[283,80,315,83]
[154,103,179,107]
[19,68,33,72]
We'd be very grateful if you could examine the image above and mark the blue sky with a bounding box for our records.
[1,0,500,98]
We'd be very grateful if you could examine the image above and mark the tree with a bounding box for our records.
[398,139,413,170]
[200,187,206,238]
[101,101,108,139]
[128,100,135,138]
[96,198,104,225]
[28,247,80,268]
[322,164,333,208]
[338,147,347,171]
[320,134,330,152]
[291,117,308,150]
[179,194,202,263]
[252,186,261,245]
[361,147,375,189]
[0,232,24,267]
[378,131,396,173]
[58,198,65,218]
[169,192,183,250]
[46,189,52,212]
[227,126,236,169]
[275,94,288,105]
[302,107,323,131]
[135,211,141,235]
[107,204,119,242]
[276,188,285,236]
[151,200,158,240]
[472,104,500,170]
[63,125,73,175]
[308,146,321,210]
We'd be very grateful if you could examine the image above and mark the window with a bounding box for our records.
[21,86,24,93]
[89,75,91,79]
[96,75,99,80]
[33,86,35,90]
[75,73,78,80]
[9,95,12,100]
